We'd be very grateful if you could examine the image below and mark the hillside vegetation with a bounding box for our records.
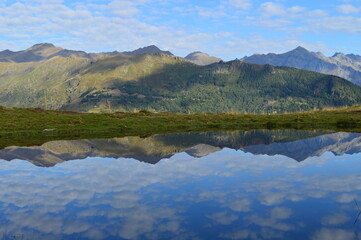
[1,52,361,113]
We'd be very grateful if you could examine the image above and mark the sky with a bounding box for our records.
[0,0,360,60]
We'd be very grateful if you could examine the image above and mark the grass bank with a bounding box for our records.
[0,105,360,148]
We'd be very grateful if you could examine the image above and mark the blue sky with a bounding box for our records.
[0,0,360,60]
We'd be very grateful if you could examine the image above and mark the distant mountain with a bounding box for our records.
[1,52,361,113]
[185,51,221,66]
[0,49,16,58]
[0,43,173,63]
[242,46,361,85]
[121,45,173,56]
[1,130,360,167]
[346,53,361,62]
[0,43,91,62]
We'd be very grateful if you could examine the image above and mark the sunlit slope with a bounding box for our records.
[1,53,361,113]
[0,56,90,109]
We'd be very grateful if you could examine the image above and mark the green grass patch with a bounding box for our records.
[1,105,361,149]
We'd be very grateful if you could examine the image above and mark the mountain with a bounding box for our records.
[0,43,91,62]
[0,43,173,63]
[1,52,361,113]
[242,46,361,85]
[346,53,361,62]
[121,45,173,56]
[244,132,361,161]
[185,51,221,66]
[0,130,360,167]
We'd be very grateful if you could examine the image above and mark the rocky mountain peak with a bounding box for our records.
[185,51,222,66]
[242,46,361,85]
[28,43,56,51]
[186,51,203,56]
[289,46,310,54]
[331,52,355,65]
[0,49,16,58]
[122,45,173,56]
[332,52,344,58]
[346,54,361,62]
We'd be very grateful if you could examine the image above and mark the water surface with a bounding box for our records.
[0,130,361,239]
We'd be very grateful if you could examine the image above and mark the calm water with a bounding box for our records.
[1,130,361,239]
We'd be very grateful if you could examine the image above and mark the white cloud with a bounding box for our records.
[308,9,329,17]
[321,213,350,226]
[0,1,360,75]
[19,0,64,3]
[259,2,286,17]
[0,0,223,56]
[219,35,330,56]
[271,207,292,220]
[250,2,306,29]
[246,211,295,231]
[227,0,252,10]
[103,1,142,17]
[308,16,361,33]
[337,4,360,14]
[207,211,239,225]
[258,2,303,18]
[311,228,356,240]
[289,6,305,14]
[247,1,361,42]
[195,5,227,18]
[194,0,252,19]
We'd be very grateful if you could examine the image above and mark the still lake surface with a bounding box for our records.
[0,130,361,239]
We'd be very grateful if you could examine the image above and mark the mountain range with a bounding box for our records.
[242,46,361,86]
[0,43,174,63]
[1,130,360,167]
[0,43,219,65]
[1,43,361,113]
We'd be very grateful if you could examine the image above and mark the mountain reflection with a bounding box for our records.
[0,138,361,239]
[1,130,361,166]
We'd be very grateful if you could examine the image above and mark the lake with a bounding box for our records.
[0,130,361,239]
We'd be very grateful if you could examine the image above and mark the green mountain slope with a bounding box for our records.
[0,53,361,113]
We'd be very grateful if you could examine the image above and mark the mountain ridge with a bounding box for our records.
[121,45,173,56]
[0,43,174,63]
[242,46,361,85]
[1,52,361,113]
[1,43,361,113]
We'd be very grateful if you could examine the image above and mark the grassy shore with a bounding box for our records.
[0,105,360,148]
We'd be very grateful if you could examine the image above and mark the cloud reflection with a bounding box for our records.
[0,145,360,239]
